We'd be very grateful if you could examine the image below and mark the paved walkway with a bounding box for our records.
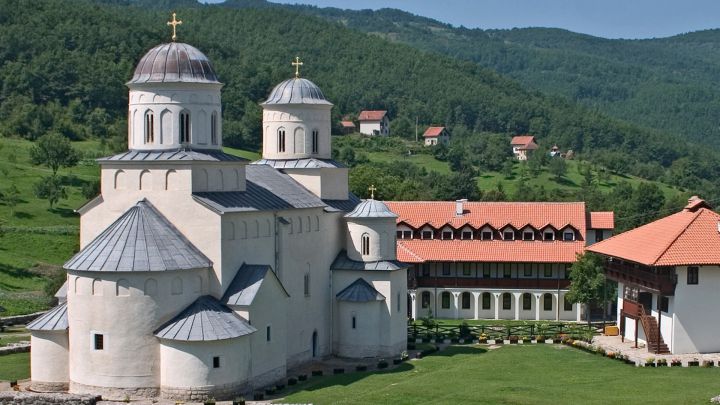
[592,335,720,366]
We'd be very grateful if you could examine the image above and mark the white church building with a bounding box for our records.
[27,35,407,400]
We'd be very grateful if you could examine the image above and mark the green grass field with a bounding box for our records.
[279,345,720,404]
[0,352,30,381]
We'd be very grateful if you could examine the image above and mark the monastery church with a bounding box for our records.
[27,22,408,400]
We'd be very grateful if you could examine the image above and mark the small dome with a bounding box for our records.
[345,199,398,218]
[128,42,220,84]
[262,78,332,105]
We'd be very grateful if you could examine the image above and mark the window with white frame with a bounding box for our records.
[503,228,515,240]
[522,227,535,241]
[563,228,576,241]
[442,227,453,240]
[481,227,494,240]
[543,228,555,241]
[421,227,433,239]
[461,228,473,240]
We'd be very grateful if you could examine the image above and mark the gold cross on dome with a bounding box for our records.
[167,12,183,42]
[368,184,377,200]
[292,56,303,78]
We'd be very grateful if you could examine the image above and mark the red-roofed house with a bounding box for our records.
[358,110,389,136]
[511,135,539,160]
[588,196,720,354]
[385,200,614,322]
[339,120,356,135]
[423,126,450,146]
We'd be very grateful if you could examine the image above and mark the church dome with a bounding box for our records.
[262,78,332,105]
[128,42,220,84]
[345,199,398,219]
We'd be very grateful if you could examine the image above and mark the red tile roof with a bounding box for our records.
[385,201,588,233]
[588,199,720,266]
[340,120,355,128]
[358,110,387,121]
[397,239,584,263]
[423,126,446,137]
[511,135,535,146]
[588,212,614,229]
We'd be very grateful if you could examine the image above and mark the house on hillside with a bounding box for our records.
[511,135,538,160]
[550,145,561,157]
[423,126,450,146]
[588,196,720,355]
[386,199,614,322]
[358,110,389,136]
[339,120,355,135]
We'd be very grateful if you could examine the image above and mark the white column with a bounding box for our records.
[534,293,541,321]
[513,292,522,320]
[472,292,481,320]
[493,292,501,320]
[410,291,417,320]
[576,303,582,322]
[553,293,560,321]
[452,291,460,319]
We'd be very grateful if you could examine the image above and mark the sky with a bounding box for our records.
[212,0,720,39]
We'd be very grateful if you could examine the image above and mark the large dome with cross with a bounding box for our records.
[128,42,220,85]
[262,77,332,105]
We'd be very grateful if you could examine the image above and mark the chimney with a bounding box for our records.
[455,199,467,216]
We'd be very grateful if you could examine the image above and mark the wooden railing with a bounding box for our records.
[415,277,570,289]
[605,261,676,296]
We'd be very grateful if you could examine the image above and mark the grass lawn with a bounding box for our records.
[279,345,720,404]
[0,352,30,381]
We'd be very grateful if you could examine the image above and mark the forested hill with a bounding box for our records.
[1,0,720,198]
[219,0,720,148]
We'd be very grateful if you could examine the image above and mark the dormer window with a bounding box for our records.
[441,227,453,240]
[397,230,412,239]
[563,228,576,241]
[311,129,319,154]
[503,228,515,241]
[481,227,494,240]
[421,227,433,239]
[522,228,535,241]
[144,111,154,143]
[179,111,191,143]
[461,229,473,240]
[543,229,555,241]
[277,129,286,153]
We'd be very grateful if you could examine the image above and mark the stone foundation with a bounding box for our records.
[161,380,249,402]
[250,365,286,390]
[69,381,159,400]
[0,392,100,405]
[30,381,69,392]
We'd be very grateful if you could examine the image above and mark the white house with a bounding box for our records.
[386,200,613,322]
[589,196,720,355]
[423,126,450,146]
[27,35,407,401]
[511,135,538,161]
[358,110,389,136]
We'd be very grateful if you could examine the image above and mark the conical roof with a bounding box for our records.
[154,296,256,341]
[64,200,212,272]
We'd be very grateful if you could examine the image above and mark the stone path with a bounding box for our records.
[592,335,720,366]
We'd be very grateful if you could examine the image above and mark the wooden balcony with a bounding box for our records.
[604,260,676,296]
[415,277,570,290]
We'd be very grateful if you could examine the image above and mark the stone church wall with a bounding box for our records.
[0,392,100,405]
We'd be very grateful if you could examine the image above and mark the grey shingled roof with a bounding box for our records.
[98,149,246,163]
[345,199,398,218]
[323,193,362,212]
[262,78,332,105]
[222,264,284,306]
[154,296,255,341]
[128,42,220,84]
[331,251,408,271]
[252,158,346,169]
[27,303,68,331]
[64,200,212,272]
[193,165,326,213]
[336,278,385,302]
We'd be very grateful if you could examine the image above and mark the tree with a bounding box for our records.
[501,159,515,179]
[34,176,67,209]
[29,133,79,175]
[2,184,21,216]
[549,157,567,181]
[566,252,607,325]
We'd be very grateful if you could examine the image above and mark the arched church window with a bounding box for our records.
[171,277,183,295]
[361,233,370,256]
[144,110,155,143]
[211,112,218,145]
[311,129,319,154]
[180,111,191,143]
[278,128,286,153]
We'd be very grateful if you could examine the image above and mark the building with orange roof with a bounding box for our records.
[511,135,539,160]
[385,199,614,322]
[339,120,356,135]
[588,196,720,354]
[358,110,389,136]
[423,126,450,146]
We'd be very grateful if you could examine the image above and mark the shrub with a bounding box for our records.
[298,374,307,381]
[288,378,297,386]
[311,370,323,376]
[253,392,264,401]
[333,368,345,374]
[203,398,216,405]
[393,359,402,365]
[356,365,368,372]
[656,358,667,367]
[276,383,285,391]
[702,360,714,368]
[232,397,245,405]
[645,357,655,367]
[377,360,389,369]
[265,388,276,396]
